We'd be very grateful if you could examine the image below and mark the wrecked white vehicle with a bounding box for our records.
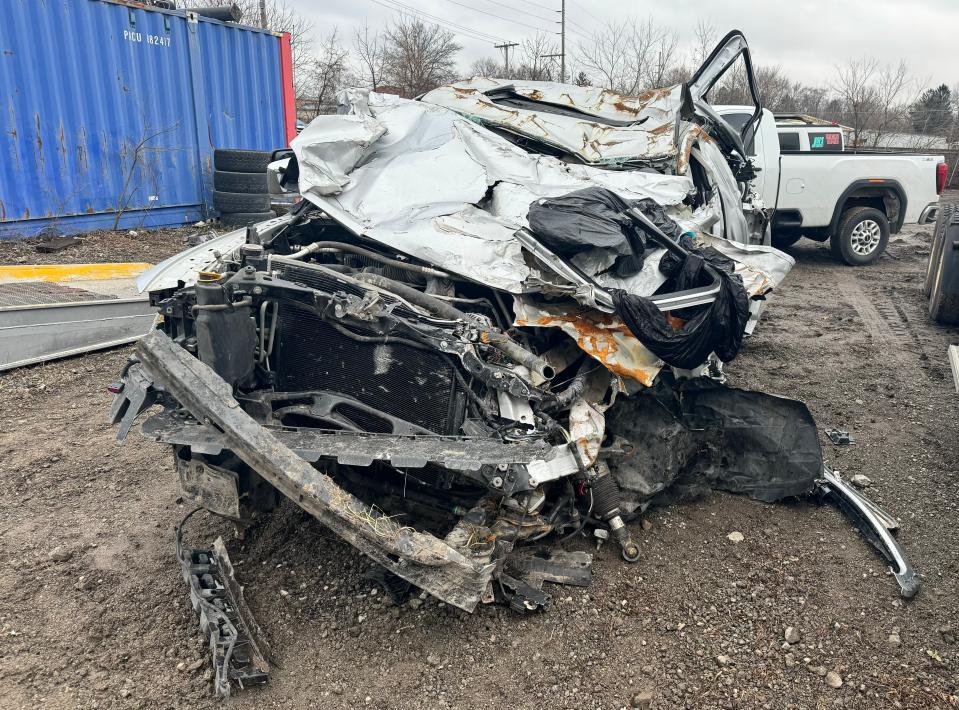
[108,30,917,697]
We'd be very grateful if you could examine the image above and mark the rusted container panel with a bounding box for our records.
[0,0,291,238]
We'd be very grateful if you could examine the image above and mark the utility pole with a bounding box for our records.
[259,0,267,29]
[494,41,519,76]
[558,0,565,83]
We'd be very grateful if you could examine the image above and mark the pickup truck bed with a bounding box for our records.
[720,106,946,265]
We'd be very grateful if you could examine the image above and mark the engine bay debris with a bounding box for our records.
[175,511,272,698]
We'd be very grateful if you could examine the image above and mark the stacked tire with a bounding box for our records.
[925,198,959,324]
[213,149,276,228]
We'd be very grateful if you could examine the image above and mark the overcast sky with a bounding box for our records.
[286,0,959,90]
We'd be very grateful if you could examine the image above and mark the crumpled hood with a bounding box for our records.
[290,87,792,297]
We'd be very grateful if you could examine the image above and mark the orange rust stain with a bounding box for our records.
[631,86,671,104]
[650,122,672,136]
[612,100,641,115]
[34,114,42,156]
[521,310,657,386]
[665,313,685,331]
[527,89,544,100]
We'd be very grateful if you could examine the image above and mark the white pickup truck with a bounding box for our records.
[719,106,947,265]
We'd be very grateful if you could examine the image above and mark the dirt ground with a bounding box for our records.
[1,218,958,710]
[0,226,212,266]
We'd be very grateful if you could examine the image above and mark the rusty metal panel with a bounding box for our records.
[0,0,287,239]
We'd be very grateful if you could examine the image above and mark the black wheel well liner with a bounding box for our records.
[830,179,907,234]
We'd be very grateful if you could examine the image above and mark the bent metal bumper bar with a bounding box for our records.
[817,467,919,598]
[119,329,496,611]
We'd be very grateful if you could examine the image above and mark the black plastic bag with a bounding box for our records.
[527,188,649,275]
[610,245,750,369]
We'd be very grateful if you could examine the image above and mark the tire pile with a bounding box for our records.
[924,198,959,324]
[213,149,276,228]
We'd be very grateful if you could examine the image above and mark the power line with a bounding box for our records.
[437,0,553,33]
[365,0,507,43]
[512,0,555,11]
[478,0,554,24]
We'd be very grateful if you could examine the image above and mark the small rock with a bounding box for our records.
[279,589,289,597]
[49,546,73,562]
[119,688,131,699]
[784,626,801,644]
[426,654,441,667]
[726,532,744,543]
[128,230,138,237]
[850,474,872,488]
[887,632,901,646]
[939,627,956,645]
[715,655,733,667]
[409,597,423,609]
[825,671,843,689]
[176,662,186,672]
[784,652,797,667]
[641,519,653,532]
[187,658,205,672]
[194,221,207,228]
[807,665,827,677]
[631,690,654,709]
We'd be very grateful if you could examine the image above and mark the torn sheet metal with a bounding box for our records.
[512,297,665,387]
[294,90,711,293]
[420,79,685,166]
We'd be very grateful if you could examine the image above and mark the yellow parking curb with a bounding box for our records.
[0,263,152,283]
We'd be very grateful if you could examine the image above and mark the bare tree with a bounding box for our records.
[832,58,912,147]
[514,33,559,81]
[576,18,679,95]
[468,57,504,78]
[692,19,717,66]
[353,22,387,89]
[381,16,461,97]
[871,61,912,146]
[645,27,679,88]
[113,122,179,230]
[300,28,349,119]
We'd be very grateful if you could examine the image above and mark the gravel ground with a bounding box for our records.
[1,221,958,710]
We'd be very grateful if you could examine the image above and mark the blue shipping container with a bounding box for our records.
[0,0,295,238]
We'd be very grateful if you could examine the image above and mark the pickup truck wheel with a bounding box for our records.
[771,233,802,249]
[925,200,956,296]
[831,207,889,266]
